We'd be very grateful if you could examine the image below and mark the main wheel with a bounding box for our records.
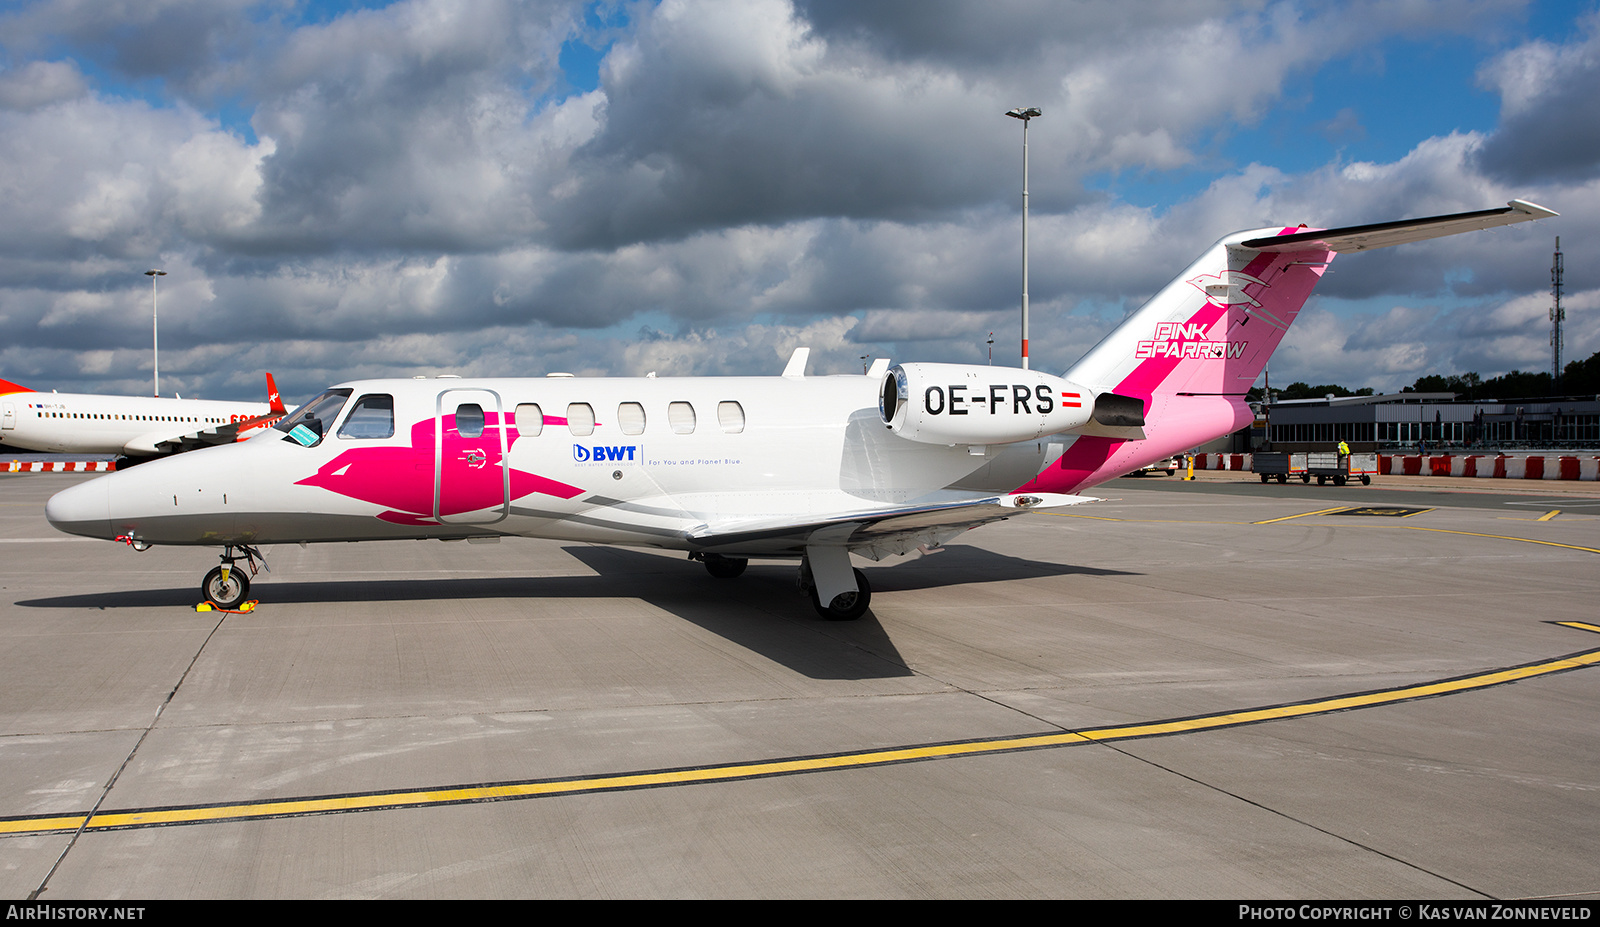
[703,555,748,579]
[810,568,871,621]
[202,566,249,609]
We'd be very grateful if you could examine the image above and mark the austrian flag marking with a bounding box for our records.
[1060,392,1082,408]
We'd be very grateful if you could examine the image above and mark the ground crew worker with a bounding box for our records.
[1338,440,1350,457]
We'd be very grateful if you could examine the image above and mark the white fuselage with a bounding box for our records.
[44,373,1068,553]
[0,390,271,456]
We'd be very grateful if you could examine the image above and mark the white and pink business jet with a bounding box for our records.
[46,201,1555,618]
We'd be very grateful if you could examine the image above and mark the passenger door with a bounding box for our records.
[434,388,509,525]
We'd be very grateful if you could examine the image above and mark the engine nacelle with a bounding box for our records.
[879,363,1098,445]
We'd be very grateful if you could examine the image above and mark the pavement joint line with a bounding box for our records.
[3,630,1597,838]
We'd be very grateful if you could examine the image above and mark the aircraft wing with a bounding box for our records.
[686,492,1096,560]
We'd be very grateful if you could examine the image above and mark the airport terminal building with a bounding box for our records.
[1252,393,1600,452]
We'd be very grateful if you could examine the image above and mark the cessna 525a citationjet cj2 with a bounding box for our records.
[45,201,1555,618]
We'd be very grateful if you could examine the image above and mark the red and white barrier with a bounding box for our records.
[1190,453,1253,471]
[1375,454,1598,480]
[7,460,116,472]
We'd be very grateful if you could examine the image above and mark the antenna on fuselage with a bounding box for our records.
[782,347,809,378]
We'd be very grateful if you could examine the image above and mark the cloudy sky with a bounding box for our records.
[0,0,1595,403]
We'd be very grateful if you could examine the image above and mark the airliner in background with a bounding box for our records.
[1,373,288,460]
[44,201,1557,617]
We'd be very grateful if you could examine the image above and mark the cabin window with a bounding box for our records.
[618,402,646,435]
[717,401,745,434]
[455,403,485,438]
[515,403,542,437]
[567,403,595,436]
[668,401,696,434]
[337,394,395,439]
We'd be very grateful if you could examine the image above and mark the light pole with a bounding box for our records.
[1005,107,1040,370]
[145,269,166,397]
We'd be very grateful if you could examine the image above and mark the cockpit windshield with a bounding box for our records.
[273,389,353,448]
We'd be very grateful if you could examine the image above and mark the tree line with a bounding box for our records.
[1248,350,1600,403]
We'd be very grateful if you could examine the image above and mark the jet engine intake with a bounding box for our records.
[880,363,1096,446]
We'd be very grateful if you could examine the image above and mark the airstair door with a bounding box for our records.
[433,388,510,525]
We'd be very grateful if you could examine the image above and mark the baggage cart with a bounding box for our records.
[1252,451,1307,483]
[1305,451,1376,486]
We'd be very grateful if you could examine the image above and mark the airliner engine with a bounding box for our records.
[879,363,1106,446]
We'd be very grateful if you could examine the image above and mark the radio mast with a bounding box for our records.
[1551,237,1564,390]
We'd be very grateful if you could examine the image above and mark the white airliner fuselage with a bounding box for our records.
[43,201,1558,619]
[1,375,285,457]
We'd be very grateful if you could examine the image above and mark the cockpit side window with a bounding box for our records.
[337,394,395,439]
[275,389,352,448]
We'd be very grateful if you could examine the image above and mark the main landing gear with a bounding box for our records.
[689,550,873,620]
[699,553,748,579]
[202,544,266,609]
[798,553,871,621]
[805,567,871,621]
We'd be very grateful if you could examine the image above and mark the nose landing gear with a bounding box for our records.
[202,544,266,609]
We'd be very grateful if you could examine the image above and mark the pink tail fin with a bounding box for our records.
[1020,200,1557,494]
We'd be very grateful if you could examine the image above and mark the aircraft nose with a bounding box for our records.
[45,476,114,540]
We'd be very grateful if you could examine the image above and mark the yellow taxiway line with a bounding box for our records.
[4,624,1597,838]
[1402,526,1600,555]
[1251,506,1352,524]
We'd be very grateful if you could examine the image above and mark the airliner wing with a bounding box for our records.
[147,409,285,455]
[687,492,1096,560]
[149,421,250,454]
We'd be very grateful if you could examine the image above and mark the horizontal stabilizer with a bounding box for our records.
[1242,199,1557,253]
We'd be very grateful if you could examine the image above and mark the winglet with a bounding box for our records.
[782,347,809,378]
[265,373,286,414]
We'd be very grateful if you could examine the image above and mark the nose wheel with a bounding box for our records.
[202,565,250,609]
[201,544,266,609]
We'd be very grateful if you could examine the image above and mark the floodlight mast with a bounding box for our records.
[1005,107,1041,369]
[144,269,167,397]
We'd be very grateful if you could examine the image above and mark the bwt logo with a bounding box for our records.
[574,445,638,462]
